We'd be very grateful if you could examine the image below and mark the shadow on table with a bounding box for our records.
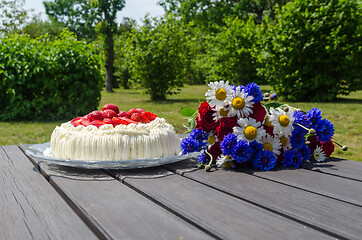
[35,160,114,181]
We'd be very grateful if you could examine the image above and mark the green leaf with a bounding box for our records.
[264,102,283,111]
[180,106,196,117]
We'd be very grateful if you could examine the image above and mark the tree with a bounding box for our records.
[204,17,261,86]
[22,15,65,39]
[93,0,125,92]
[257,0,362,101]
[43,0,125,92]
[44,0,101,41]
[127,15,186,101]
[0,0,28,35]
[114,17,137,89]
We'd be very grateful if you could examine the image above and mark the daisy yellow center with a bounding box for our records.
[278,115,290,127]
[280,136,288,146]
[208,135,216,144]
[315,153,320,159]
[219,108,229,116]
[244,126,258,140]
[232,97,245,110]
[263,143,273,152]
[264,116,273,127]
[226,156,232,159]
[215,88,227,101]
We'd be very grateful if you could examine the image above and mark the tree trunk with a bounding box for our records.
[105,30,114,92]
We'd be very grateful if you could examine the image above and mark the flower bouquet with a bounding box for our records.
[180,81,346,171]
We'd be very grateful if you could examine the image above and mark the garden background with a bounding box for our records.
[0,0,361,161]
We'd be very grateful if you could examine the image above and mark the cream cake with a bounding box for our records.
[50,105,181,161]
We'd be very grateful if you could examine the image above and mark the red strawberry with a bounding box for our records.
[128,108,145,115]
[118,111,131,119]
[71,117,90,127]
[112,117,137,126]
[131,113,150,123]
[142,111,158,121]
[102,104,119,114]
[71,117,83,127]
[135,108,146,114]
[85,110,103,122]
[90,120,105,128]
[102,109,117,119]
[103,118,112,125]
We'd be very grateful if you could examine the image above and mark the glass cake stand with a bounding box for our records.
[25,142,198,169]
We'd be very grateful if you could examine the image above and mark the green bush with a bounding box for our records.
[204,17,262,85]
[126,15,186,101]
[257,0,362,101]
[0,30,103,121]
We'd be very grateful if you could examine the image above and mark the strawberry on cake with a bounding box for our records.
[50,104,181,161]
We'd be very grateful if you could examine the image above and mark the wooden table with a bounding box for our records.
[1,144,362,240]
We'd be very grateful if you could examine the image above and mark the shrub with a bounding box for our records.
[126,14,186,101]
[0,30,102,121]
[257,0,362,101]
[204,17,262,86]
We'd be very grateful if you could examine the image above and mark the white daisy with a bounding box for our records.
[279,135,292,151]
[212,101,232,121]
[260,134,282,156]
[314,146,327,162]
[205,81,233,108]
[263,112,273,128]
[233,117,266,143]
[216,154,235,168]
[228,86,254,118]
[269,107,295,137]
[207,131,218,149]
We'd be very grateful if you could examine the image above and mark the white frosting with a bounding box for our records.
[50,118,181,161]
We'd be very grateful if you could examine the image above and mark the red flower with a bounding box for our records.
[250,102,266,123]
[320,139,334,157]
[195,101,217,132]
[264,126,274,136]
[307,135,318,153]
[216,116,238,141]
[208,142,222,163]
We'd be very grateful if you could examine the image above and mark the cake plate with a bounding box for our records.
[25,142,199,169]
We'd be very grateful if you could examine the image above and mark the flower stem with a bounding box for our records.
[205,150,213,171]
[332,140,348,151]
[293,122,310,131]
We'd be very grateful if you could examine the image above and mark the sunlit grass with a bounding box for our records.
[1,84,360,161]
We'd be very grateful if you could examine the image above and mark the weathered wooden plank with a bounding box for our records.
[19,144,211,240]
[303,157,362,181]
[0,145,97,240]
[108,167,335,240]
[242,166,362,207]
[164,159,362,240]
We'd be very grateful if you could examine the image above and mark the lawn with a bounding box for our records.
[1,84,361,161]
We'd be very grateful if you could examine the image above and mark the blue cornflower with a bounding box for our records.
[180,137,200,154]
[231,140,252,163]
[293,111,309,132]
[282,150,303,168]
[290,128,307,150]
[306,108,323,127]
[245,83,263,103]
[197,150,209,164]
[253,150,277,171]
[249,140,264,162]
[315,119,334,143]
[220,133,238,156]
[190,128,209,142]
[299,145,311,162]
[189,128,208,149]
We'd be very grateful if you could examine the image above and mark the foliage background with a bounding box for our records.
[0,30,103,120]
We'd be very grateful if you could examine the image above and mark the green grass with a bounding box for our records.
[1,85,360,161]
